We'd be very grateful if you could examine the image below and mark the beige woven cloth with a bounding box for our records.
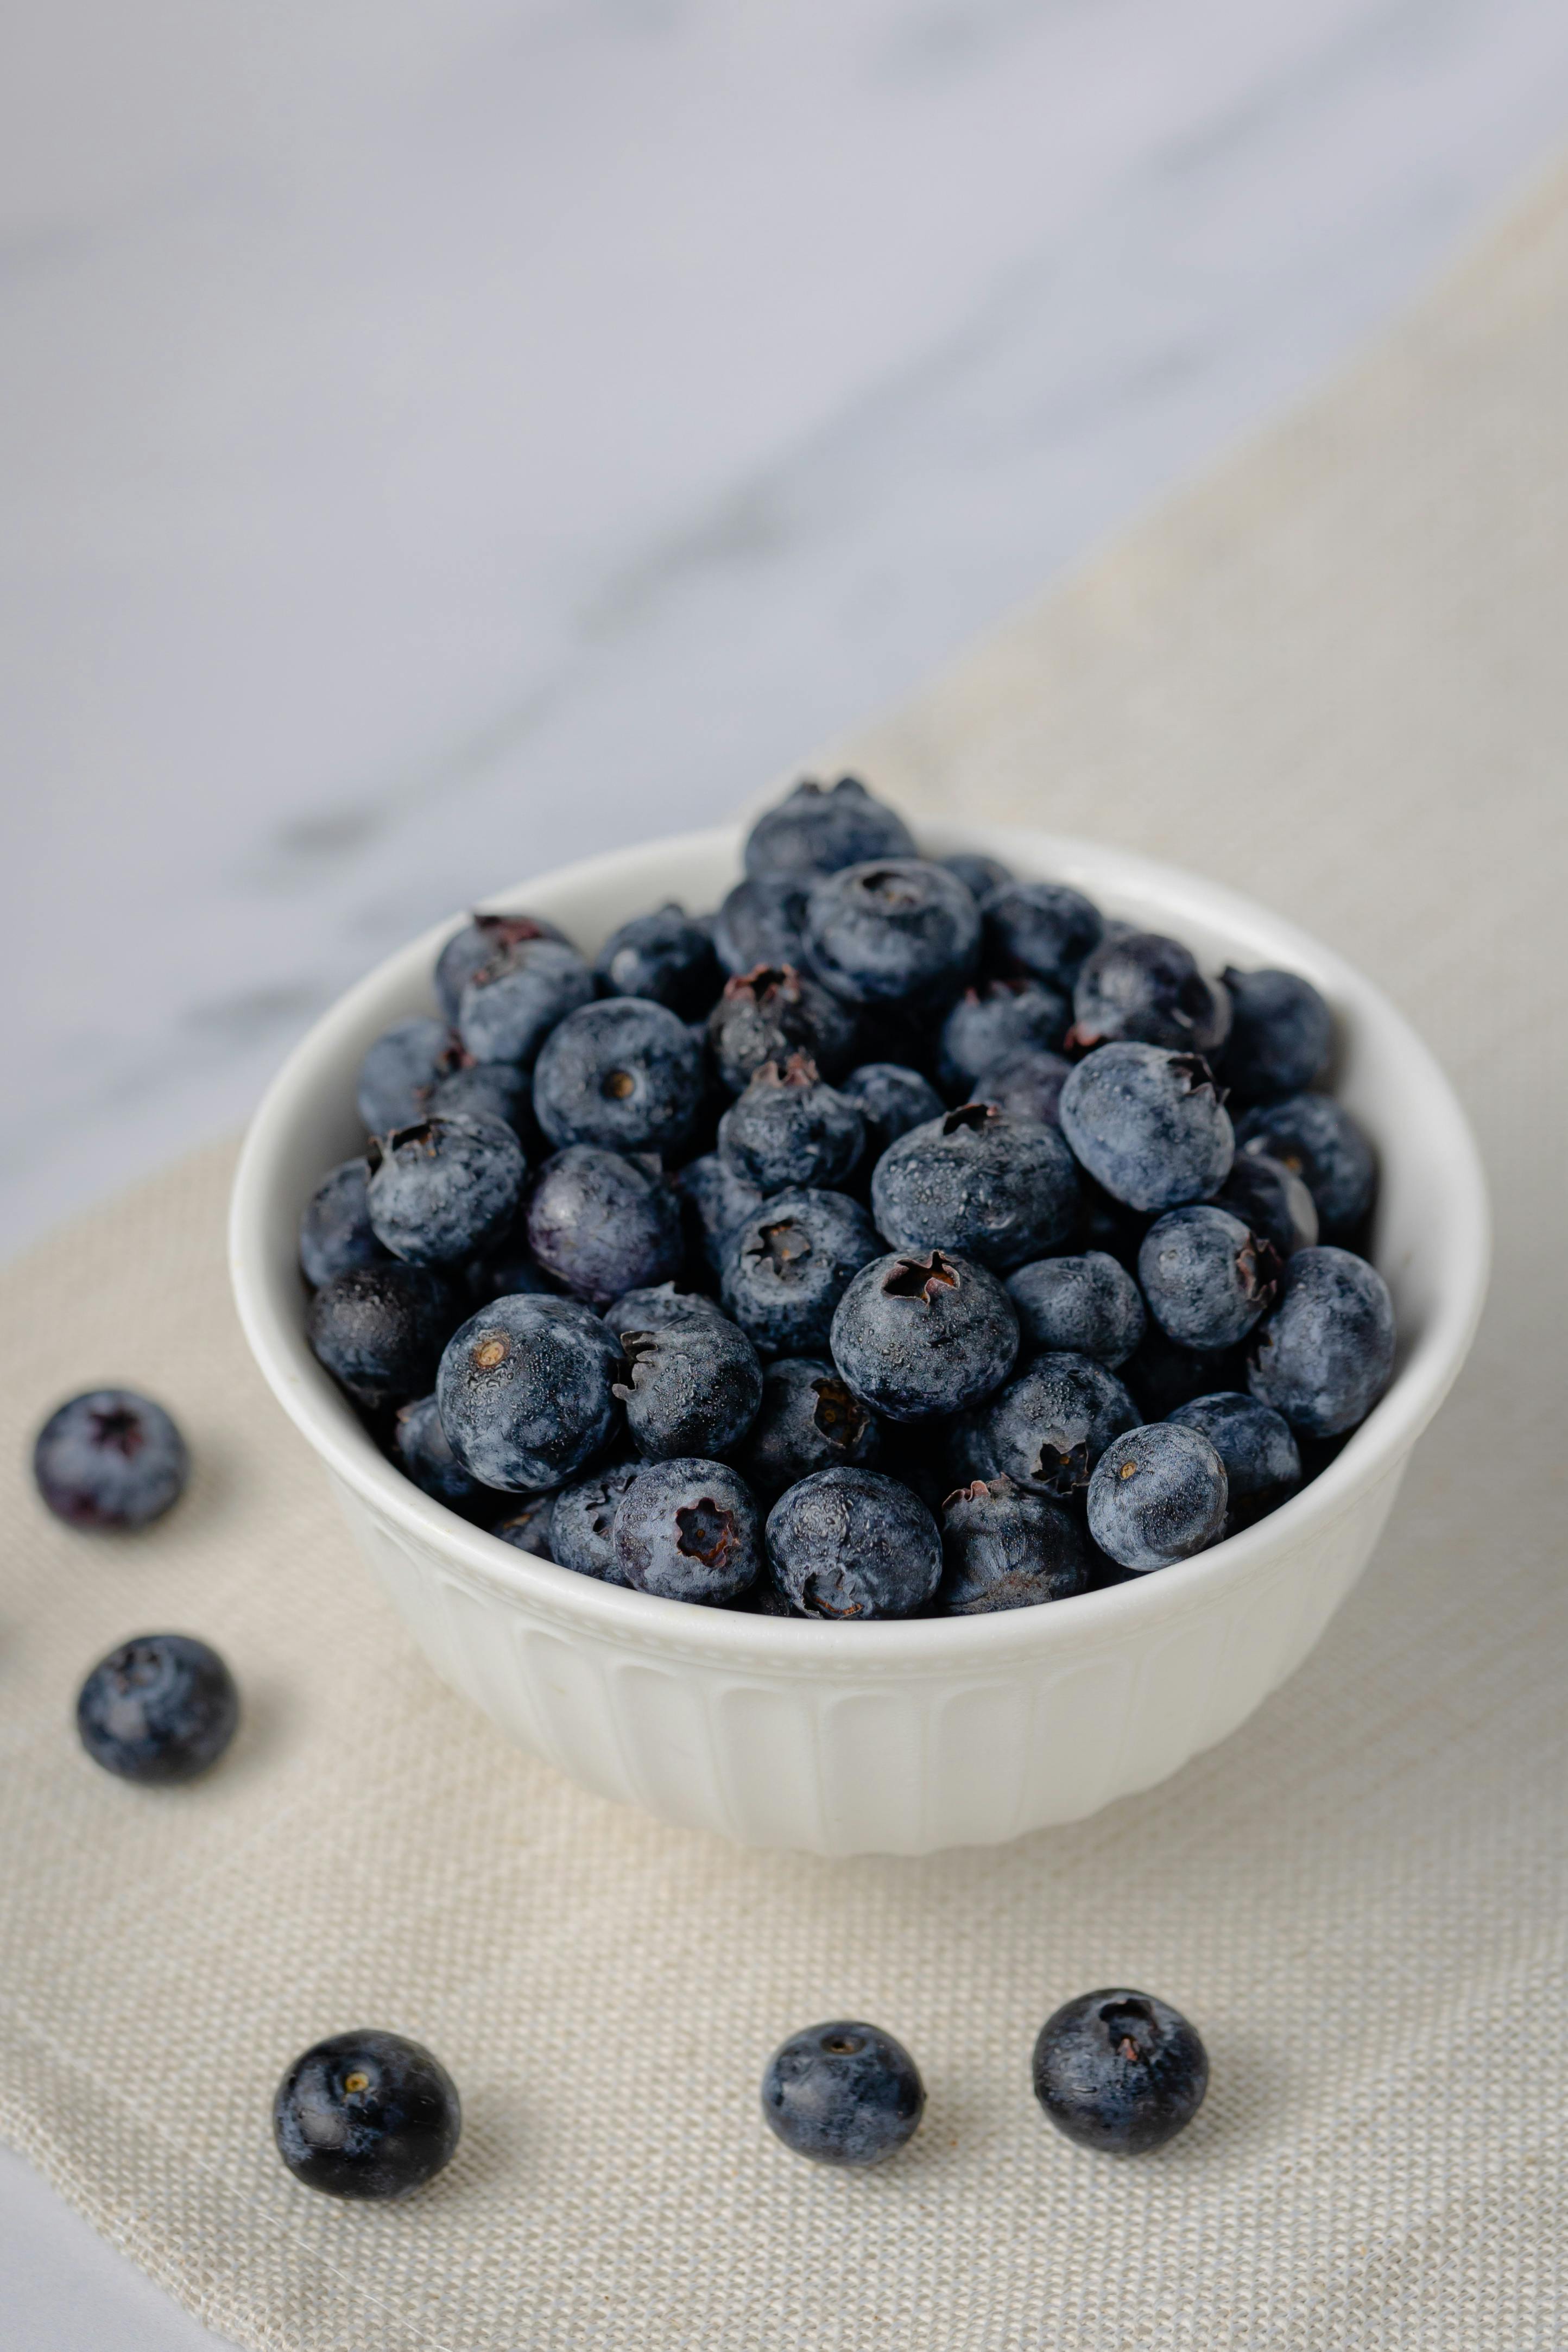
[6,160,1568,2352]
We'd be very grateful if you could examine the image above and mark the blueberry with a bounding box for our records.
[366,1114,526,1268]
[975,1353,1139,1498]
[602,1282,732,1337]
[1005,1253,1146,1368]
[1137,1205,1282,1352]
[717,1055,864,1194]
[972,1046,1072,1129]
[1086,1424,1229,1571]
[938,1475,1089,1613]
[673,1152,768,1277]
[525,1146,682,1303]
[611,1457,762,1602]
[1234,1094,1376,1240]
[393,1395,487,1512]
[463,1221,555,1306]
[491,1493,557,1557]
[722,1186,882,1356]
[736,1356,884,1499]
[838,1062,945,1158]
[1123,1325,1250,1420]
[871,1103,1080,1272]
[1215,1149,1318,1257]
[425,1056,531,1134]
[530,997,704,1157]
[765,1468,941,1618]
[707,963,859,1095]
[830,1248,1019,1422]
[546,1458,640,1583]
[596,902,720,1019]
[941,851,1012,901]
[299,1158,390,1289]
[274,2029,461,2201]
[983,878,1104,990]
[1168,1392,1301,1531]
[1032,1989,1207,2155]
[937,979,1070,1098]
[457,935,595,1066]
[308,1264,458,1406]
[744,774,915,884]
[804,858,980,1009]
[76,1634,238,1783]
[1219,966,1333,1103]
[1058,1044,1234,1212]
[613,1317,763,1460]
[435,1293,624,1489]
[760,2021,924,2166]
[34,1389,189,1531]
[711,877,811,976]
[1247,1245,1396,1436]
[435,909,570,1021]
[356,1016,451,1135]
[1070,932,1231,1056]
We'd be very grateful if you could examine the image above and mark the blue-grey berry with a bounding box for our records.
[356,1016,451,1135]
[435,909,570,1022]
[1032,1989,1207,2155]
[838,1062,945,1157]
[546,1458,640,1583]
[711,878,811,976]
[77,1634,238,1783]
[736,1357,883,1499]
[1246,1245,1396,1436]
[830,1248,1019,1422]
[1215,1150,1318,1257]
[1086,1424,1229,1571]
[1005,1253,1145,1368]
[761,2021,925,2166]
[744,775,915,884]
[1168,1392,1301,1531]
[722,1187,882,1357]
[367,1114,526,1267]
[707,963,858,1094]
[872,1103,1080,1272]
[942,851,1012,901]
[274,2030,461,2201]
[1137,1205,1281,1352]
[938,1476,1088,1613]
[435,1293,623,1490]
[973,1047,1072,1129]
[34,1389,189,1531]
[308,1264,458,1406]
[765,1468,941,1618]
[393,1395,488,1512]
[532,997,704,1155]
[525,1147,682,1304]
[1070,932,1231,1056]
[602,1283,731,1338]
[983,878,1104,991]
[717,1055,864,1194]
[611,1457,762,1602]
[975,1352,1139,1499]
[1235,1094,1376,1239]
[613,1317,763,1461]
[1219,966,1333,1103]
[937,980,1070,1099]
[491,1493,557,1558]
[595,902,719,1019]
[1058,1044,1234,1212]
[300,1158,390,1289]
[805,858,981,1009]
[457,937,595,1066]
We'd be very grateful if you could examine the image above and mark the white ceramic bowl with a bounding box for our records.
[230,824,1489,1856]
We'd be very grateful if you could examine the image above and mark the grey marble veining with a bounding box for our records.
[5,0,1568,1276]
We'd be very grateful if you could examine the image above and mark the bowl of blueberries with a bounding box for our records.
[230,778,1488,1855]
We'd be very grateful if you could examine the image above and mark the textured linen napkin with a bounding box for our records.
[4,161,1567,2352]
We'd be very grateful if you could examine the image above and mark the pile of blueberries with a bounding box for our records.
[301,774,1396,1614]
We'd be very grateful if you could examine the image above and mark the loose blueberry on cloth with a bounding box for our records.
[273,2031,461,2201]
[1032,1989,1208,2155]
[760,2021,925,2166]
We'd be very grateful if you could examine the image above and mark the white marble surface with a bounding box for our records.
[6,2,1568,2343]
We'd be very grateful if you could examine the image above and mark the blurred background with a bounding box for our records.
[6,0,1568,1266]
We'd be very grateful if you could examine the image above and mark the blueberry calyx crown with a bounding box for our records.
[746,1218,812,1276]
[882,1250,962,1304]
[86,1405,146,1457]
[810,1376,869,1444]
[725,963,801,1008]
[940,1103,1001,1136]
[675,1499,741,1566]
[754,1051,821,1090]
